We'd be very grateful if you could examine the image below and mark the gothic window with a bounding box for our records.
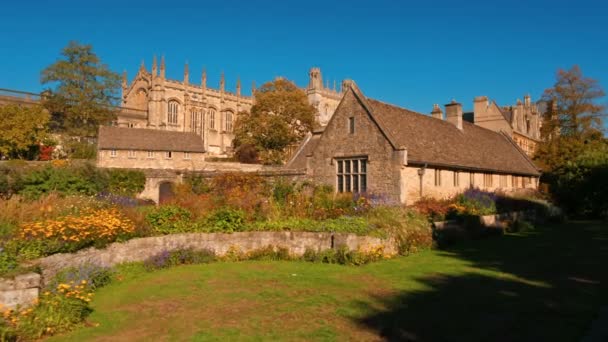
[168,101,179,124]
[225,112,233,132]
[190,108,201,133]
[336,158,367,193]
[209,109,216,130]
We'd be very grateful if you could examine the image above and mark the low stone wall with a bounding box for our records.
[0,273,41,309]
[32,231,396,286]
[1,231,394,308]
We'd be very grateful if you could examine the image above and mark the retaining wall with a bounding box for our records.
[1,231,396,308]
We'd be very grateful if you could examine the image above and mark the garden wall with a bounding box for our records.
[0,273,40,309]
[32,231,396,286]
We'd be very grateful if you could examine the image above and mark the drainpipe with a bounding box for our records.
[417,164,427,198]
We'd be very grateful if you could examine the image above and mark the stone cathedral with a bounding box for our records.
[118,57,344,155]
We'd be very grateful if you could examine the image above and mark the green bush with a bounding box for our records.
[272,179,295,206]
[185,175,212,195]
[19,165,104,199]
[107,169,145,197]
[145,205,193,234]
[246,245,291,261]
[302,246,383,265]
[205,207,247,232]
[0,247,19,275]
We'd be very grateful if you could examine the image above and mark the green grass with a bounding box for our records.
[50,221,608,341]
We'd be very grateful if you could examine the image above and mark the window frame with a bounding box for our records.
[147,151,155,159]
[434,169,441,187]
[164,151,172,159]
[110,150,117,158]
[348,117,355,134]
[183,152,191,160]
[127,150,136,159]
[168,100,179,125]
[336,157,367,193]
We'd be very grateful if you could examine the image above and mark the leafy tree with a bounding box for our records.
[41,41,121,138]
[233,78,316,164]
[0,104,49,159]
[535,66,608,217]
[541,65,605,138]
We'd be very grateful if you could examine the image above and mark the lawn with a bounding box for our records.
[51,221,608,341]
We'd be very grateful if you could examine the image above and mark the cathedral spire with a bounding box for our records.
[236,76,241,96]
[220,71,225,92]
[122,70,127,89]
[251,80,256,95]
[139,60,146,73]
[183,62,189,85]
[201,68,207,90]
[152,55,158,77]
[160,55,166,79]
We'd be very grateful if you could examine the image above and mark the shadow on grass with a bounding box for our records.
[356,222,608,341]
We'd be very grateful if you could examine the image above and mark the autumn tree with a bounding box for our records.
[233,78,316,164]
[541,65,605,138]
[535,66,608,217]
[41,41,121,138]
[0,104,49,159]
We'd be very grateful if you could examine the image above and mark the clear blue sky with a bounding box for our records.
[1,0,607,115]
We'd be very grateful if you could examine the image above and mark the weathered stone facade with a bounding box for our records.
[0,273,41,309]
[304,84,540,205]
[470,95,542,156]
[119,62,345,156]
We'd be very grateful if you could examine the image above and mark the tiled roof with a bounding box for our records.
[286,131,322,169]
[97,126,205,153]
[350,87,539,176]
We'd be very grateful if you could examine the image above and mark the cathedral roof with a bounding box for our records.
[98,126,205,153]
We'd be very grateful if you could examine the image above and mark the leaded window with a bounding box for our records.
[336,158,367,193]
[168,100,179,124]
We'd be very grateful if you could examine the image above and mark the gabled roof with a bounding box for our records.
[286,130,322,169]
[98,126,205,153]
[342,86,540,176]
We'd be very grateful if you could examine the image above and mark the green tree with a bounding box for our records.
[41,41,121,138]
[233,78,316,164]
[0,104,49,159]
[541,65,605,138]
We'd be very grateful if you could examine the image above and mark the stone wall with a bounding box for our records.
[0,273,41,309]
[309,89,403,201]
[32,231,396,286]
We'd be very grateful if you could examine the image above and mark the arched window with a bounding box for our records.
[190,108,201,133]
[225,111,233,132]
[209,109,216,130]
[168,100,179,124]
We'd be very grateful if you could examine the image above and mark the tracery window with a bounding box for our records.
[209,109,216,130]
[190,108,201,133]
[168,101,179,124]
[225,112,233,132]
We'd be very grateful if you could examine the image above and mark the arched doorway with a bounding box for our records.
[158,181,175,204]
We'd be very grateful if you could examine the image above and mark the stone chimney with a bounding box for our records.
[431,104,443,120]
[341,79,355,92]
[445,100,463,130]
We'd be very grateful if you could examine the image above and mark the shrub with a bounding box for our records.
[205,207,247,232]
[19,165,104,199]
[0,247,19,275]
[106,169,145,197]
[235,143,259,164]
[146,205,192,235]
[246,245,291,261]
[412,197,452,222]
[184,175,212,195]
[144,248,216,270]
[507,219,535,233]
[455,188,497,216]
[47,264,112,291]
[302,246,386,265]
[2,282,93,340]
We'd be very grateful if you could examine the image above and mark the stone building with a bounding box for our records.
[291,83,540,205]
[459,95,542,156]
[97,126,206,170]
[119,60,345,156]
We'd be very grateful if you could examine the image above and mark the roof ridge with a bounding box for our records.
[349,86,402,150]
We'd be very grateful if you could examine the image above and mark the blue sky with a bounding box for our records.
[1,0,607,115]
